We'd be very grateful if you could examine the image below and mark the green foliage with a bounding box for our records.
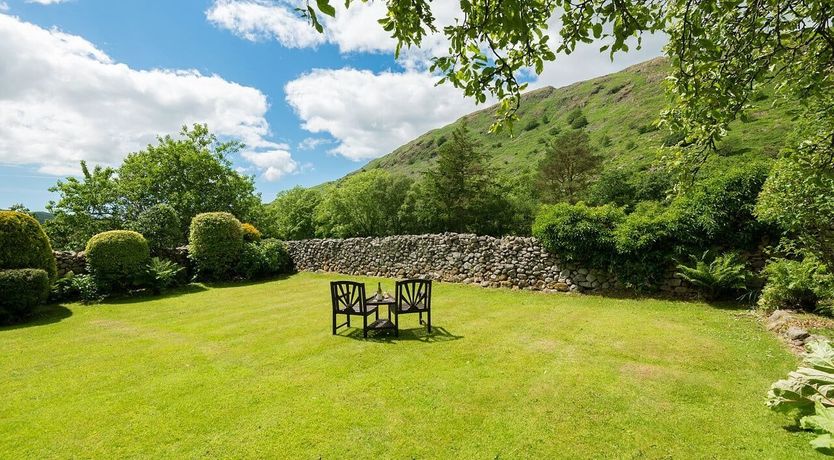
[768,340,834,452]
[142,257,183,295]
[523,120,540,131]
[758,255,834,313]
[130,204,182,253]
[46,125,264,250]
[0,210,57,280]
[756,120,834,266]
[536,130,600,204]
[73,274,102,304]
[417,123,517,235]
[675,251,750,300]
[45,161,123,251]
[267,187,322,240]
[85,230,150,291]
[0,269,50,323]
[236,239,292,280]
[48,271,101,304]
[188,212,243,280]
[565,108,589,129]
[315,170,412,238]
[241,223,262,242]
[119,124,263,232]
[533,202,624,268]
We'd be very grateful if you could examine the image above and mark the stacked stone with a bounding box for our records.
[54,251,87,277]
[285,232,627,293]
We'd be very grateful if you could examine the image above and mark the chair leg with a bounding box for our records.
[427,309,432,333]
[332,312,337,335]
[375,309,379,321]
[419,312,423,324]
[363,315,368,338]
[347,314,351,327]
[394,313,399,337]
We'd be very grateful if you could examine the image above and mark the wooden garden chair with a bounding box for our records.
[330,281,379,338]
[393,279,432,336]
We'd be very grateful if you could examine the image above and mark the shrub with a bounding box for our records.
[533,202,624,268]
[73,274,102,303]
[570,114,588,129]
[613,201,683,287]
[188,212,243,280]
[259,238,292,275]
[523,120,540,131]
[0,269,50,323]
[236,239,292,280]
[675,251,750,300]
[131,204,181,253]
[0,210,56,279]
[85,230,150,291]
[142,257,183,294]
[236,242,265,280]
[241,223,262,242]
[759,256,834,313]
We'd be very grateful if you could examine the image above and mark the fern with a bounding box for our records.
[676,251,749,299]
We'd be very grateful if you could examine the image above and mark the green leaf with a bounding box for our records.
[316,0,336,18]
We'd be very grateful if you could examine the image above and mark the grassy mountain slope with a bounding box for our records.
[352,57,793,181]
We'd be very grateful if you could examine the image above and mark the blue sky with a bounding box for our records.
[0,0,665,210]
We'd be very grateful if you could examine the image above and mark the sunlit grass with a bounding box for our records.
[0,272,813,458]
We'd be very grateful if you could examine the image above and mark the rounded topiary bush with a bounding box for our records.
[131,204,182,253]
[85,230,150,290]
[241,223,262,242]
[0,210,57,279]
[0,269,50,323]
[188,212,243,280]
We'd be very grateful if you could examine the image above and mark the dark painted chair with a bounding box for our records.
[393,279,432,336]
[330,281,378,338]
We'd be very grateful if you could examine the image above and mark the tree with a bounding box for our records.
[536,130,600,204]
[267,186,322,240]
[315,170,412,238]
[46,125,265,250]
[46,161,123,251]
[756,116,834,266]
[119,124,263,235]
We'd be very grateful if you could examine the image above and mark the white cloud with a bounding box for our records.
[26,0,68,4]
[206,0,458,69]
[205,0,324,48]
[285,68,487,161]
[297,137,331,150]
[0,14,296,179]
[241,146,298,181]
[0,3,9,12]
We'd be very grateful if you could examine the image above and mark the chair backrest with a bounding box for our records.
[330,281,366,313]
[396,279,431,313]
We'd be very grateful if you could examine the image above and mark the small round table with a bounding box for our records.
[365,295,397,333]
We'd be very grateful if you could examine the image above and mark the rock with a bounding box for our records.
[766,310,793,331]
[786,326,810,342]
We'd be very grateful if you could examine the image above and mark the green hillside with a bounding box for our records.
[352,57,793,180]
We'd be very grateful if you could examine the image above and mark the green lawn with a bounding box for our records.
[0,272,816,458]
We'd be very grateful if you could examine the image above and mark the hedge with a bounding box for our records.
[85,230,150,290]
[189,212,243,280]
[131,204,181,253]
[0,210,57,279]
[0,269,50,323]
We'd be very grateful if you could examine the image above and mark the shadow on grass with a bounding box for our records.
[338,325,463,344]
[106,283,209,305]
[0,303,72,331]
[584,289,755,311]
[200,273,294,290]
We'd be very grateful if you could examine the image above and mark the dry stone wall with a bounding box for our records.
[286,233,625,293]
[55,251,86,277]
